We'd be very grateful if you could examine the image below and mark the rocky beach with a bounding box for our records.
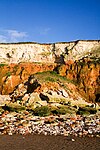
[0,112,100,137]
[0,111,100,150]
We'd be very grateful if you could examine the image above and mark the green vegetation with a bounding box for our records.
[91,57,100,65]
[0,107,4,114]
[32,105,77,117]
[40,51,51,57]
[0,63,7,67]
[1,102,98,117]
[34,71,74,84]
[51,106,73,115]
[77,61,86,67]
[45,77,56,82]
[6,71,11,77]
[33,106,51,117]
[2,104,26,113]
[13,65,19,74]
[76,106,97,116]
[31,103,99,117]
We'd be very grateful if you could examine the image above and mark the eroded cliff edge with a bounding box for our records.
[0,40,100,105]
[0,40,100,63]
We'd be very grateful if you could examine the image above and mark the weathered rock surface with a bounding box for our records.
[0,40,100,105]
[0,40,100,64]
[8,71,92,109]
[0,95,11,105]
[0,40,100,137]
[0,63,57,94]
[56,57,100,103]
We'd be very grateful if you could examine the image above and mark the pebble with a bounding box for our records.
[8,132,13,136]
[0,112,100,137]
[72,138,75,141]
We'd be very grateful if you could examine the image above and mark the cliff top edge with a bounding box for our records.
[0,40,100,45]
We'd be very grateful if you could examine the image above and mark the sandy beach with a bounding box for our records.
[0,134,100,150]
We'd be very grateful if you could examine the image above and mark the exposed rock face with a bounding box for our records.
[57,57,100,103]
[0,41,100,138]
[0,95,11,105]
[9,72,88,108]
[0,40,100,63]
[0,40,100,104]
[0,63,57,94]
[0,43,54,63]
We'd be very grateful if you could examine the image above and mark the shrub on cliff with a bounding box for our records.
[2,104,26,112]
[76,106,97,115]
[33,106,51,117]
[0,64,7,67]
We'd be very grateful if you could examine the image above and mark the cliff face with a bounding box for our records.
[0,63,57,94]
[56,57,100,103]
[0,40,100,63]
[0,40,100,104]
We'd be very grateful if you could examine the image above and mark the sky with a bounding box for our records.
[0,0,100,43]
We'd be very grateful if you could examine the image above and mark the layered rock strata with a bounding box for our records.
[0,40,100,103]
[0,40,100,64]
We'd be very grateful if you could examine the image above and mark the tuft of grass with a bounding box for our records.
[34,71,75,84]
[45,77,55,82]
[78,61,86,67]
[33,106,51,117]
[0,106,4,114]
[54,106,67,115]
[32,105,76,117]
[2,104,26,112]
[13,65,19,72]
[51,105,76,115]
[76,106,97,116]
[40,52,51,57]
[6,71,11,77]
[0,64,7,67]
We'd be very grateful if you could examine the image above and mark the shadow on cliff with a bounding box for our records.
[25,75,41,94]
